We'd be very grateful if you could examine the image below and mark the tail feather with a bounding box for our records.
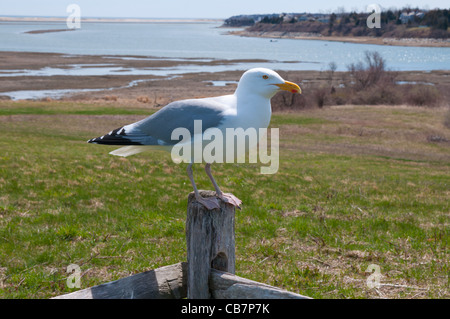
[109,145,146,157]
[88,126,172,157]
[109,145,170,157]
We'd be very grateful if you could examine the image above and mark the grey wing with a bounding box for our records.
[87,98,226,146]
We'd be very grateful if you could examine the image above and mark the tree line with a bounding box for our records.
[225,8,449,39]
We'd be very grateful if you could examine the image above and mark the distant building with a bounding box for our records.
[399,11,424,24]
[415,12,425,19]
[297,15,309,22]
[317,16,330,23]
[283,14,296,22]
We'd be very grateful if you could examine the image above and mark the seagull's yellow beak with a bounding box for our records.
[275,81,302,94]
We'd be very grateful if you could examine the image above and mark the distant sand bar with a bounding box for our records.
[25,29,75,34]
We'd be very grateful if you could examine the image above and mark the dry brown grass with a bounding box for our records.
[275,104,450,163]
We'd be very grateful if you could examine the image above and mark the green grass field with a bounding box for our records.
[0,100,448,298]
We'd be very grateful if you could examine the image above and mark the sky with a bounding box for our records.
[1,0,448,19]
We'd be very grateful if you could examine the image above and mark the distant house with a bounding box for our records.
[415,12,425,19]
[317,16,330,23]
[298,13,331,23]
[297,15,308,22]
[283,14,296,23]
[400,12,414,24]
[399,11,424,24]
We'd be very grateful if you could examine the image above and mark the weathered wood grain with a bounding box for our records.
[210,268,311,299]
[186,190,236,299]
[52,262,187,299]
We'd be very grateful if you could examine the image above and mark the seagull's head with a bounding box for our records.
[236,68,301,99]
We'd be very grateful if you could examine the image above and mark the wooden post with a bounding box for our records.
[186,190,235,299]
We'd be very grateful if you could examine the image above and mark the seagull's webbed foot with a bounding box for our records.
[217,192,242,209]
[194,194,221,210]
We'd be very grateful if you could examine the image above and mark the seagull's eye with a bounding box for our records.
[262,75,269,80]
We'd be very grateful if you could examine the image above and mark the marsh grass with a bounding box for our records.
[0,101,448,298]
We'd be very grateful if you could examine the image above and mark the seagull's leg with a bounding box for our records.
[205,163,242,209]
[187,163,220,210]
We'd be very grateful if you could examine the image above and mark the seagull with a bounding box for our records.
[88,68,301,210]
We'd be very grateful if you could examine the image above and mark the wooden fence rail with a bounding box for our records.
[53,262,187,299]
[53,191,310,299]
[53,262,309,299]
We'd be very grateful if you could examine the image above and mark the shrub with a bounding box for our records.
[313,87,329,108]
[405,85,441,106]
[102,95,118,101]
[271,90,308,110]
[137,96,150,103]
[348,83,401,105]
[444,108,450,128]
[347,51,390,90]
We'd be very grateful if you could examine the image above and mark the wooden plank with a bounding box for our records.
[186,190,236,299]
[52,263,311,299]
[52,262,187,299]
[210,269,312,299]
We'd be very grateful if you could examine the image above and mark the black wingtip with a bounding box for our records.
[87,138,97,144]
[87,127,143,146]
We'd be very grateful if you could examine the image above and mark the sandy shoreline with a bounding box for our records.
[230,30,450,48]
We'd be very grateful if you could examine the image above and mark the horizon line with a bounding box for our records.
[0,15,226,21]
